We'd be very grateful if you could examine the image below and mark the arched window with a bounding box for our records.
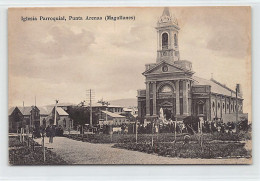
[212,102,215,110]
[218,102,220,110]
[63,119,66,128]
[160,85,172,93]
[162,33,168,49]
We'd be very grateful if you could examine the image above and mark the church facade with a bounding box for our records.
[137,8,244,123]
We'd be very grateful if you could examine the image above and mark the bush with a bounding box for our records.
[113,141,250,159]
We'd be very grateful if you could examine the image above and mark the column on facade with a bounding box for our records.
[146,82,150,116]
[175,80,180,116]
[152,81,157,116]
[183,80,189,115]
[220,96,223,118]
[138,100,142,118]
[206,99,210,121]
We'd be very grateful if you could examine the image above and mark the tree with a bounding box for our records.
[66,106,98,127]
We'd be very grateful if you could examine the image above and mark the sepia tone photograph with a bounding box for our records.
[8,6,252,165]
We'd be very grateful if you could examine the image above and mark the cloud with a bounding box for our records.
[13,25,95,59]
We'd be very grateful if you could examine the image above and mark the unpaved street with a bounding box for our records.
[35,137,251,164]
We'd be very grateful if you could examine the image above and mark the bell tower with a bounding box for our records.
[156,7,180,63]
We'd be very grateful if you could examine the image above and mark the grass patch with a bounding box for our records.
[9,136,68,165]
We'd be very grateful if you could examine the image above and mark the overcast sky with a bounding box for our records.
[8,7,251,114]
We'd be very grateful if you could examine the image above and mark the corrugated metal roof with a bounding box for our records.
[101,111,125,118]
[193,76,242,98]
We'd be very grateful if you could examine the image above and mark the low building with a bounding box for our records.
[8,106,39,133]
[9,105,74,132]
[99,110,127,126]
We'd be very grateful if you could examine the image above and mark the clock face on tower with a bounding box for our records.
[162,65,168,72]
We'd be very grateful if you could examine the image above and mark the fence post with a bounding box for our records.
[32,133,34,151]
[151,122,154,147]
[20,128,22,142]
[22,128,24,143]
[42,136,46,163]
[174,118,177,143]
[135,121,138,144]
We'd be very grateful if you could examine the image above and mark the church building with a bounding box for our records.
[137,8,244,123]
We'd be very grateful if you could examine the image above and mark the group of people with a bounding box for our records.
[39,124,56,143]
[134,119,249,135]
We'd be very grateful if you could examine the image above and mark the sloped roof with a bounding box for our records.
[45,102,76,107]
[101,111,125,118]
[8,106,34,116]
[193,76,242,98]
[8,107,16,116]
[107,104,123,108]
[38,106,53,115]
[56,107,69,116]
[17,106,33,116]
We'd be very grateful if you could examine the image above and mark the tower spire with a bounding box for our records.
[162,7,170,17]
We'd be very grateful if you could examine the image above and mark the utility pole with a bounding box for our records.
[236,84,239,132]
[54,99,59,125]
[135,119,138,143]
[90,89,92,127]
[86,89,95,128]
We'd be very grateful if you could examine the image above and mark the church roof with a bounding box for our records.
[193,76,242,98]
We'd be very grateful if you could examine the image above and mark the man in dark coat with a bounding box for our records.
[49,125,56,143]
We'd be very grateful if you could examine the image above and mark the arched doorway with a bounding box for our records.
[157,82,176,119]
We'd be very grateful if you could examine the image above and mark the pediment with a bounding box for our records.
[143,61,186,75]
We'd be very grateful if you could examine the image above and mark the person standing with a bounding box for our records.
[49,124,55,143]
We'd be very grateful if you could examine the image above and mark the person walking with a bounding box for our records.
[49,124,56,143]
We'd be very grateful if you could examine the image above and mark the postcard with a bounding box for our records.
[8,7,251,165]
